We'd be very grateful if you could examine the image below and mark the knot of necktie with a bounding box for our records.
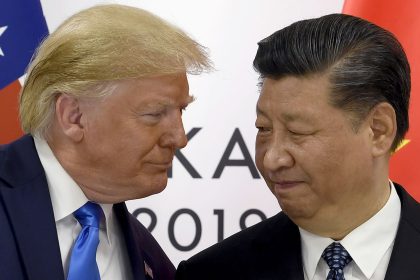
[321,242,352,280]
[67,202,103,280]
[74,201,102,228]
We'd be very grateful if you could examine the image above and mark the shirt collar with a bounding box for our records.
[299,181,401,279]
[34,137,114,244]
[299,227,333,280]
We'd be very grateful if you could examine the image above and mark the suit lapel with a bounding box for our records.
[0,136,64,280]
[114,202,147,280]
[251,213,305,280]
[385,184,420,280]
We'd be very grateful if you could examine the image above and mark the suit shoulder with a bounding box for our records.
[185,211,290,262]
[0,142,9,176]
[176,212,299,279]
[0,135,44,188]
[395,183,420,233]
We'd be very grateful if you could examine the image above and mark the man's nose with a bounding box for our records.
[263,140,294,171]
[161,112,188,149]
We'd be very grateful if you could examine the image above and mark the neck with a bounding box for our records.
[48,137,127,204]
[298,180,391,240]
[327,186,390,240]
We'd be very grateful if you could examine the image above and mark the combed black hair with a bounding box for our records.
[254,13,410,151]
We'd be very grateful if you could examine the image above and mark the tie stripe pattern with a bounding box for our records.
[67,202,102,280]
[321,242,352,280]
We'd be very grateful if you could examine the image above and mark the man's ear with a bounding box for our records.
[55,94,84,142]
[368,102,397,157]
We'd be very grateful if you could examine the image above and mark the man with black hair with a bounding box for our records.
[176,13,419,280]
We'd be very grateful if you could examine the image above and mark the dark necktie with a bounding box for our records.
[321,242,353,280]
[67,202,102,280]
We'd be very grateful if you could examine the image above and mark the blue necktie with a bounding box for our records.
[322,242,353,280]
[67,202,102,280]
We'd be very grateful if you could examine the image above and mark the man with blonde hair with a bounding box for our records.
[0,4,210,280]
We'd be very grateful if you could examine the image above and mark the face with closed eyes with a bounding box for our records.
[255,74,378,235]
[70,73,191,203]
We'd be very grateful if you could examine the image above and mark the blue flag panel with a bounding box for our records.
[0,0,49,89]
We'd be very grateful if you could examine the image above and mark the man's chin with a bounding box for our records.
[139,176,169,197]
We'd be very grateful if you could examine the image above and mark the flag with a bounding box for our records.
[343,0,420,200]
[0,0,49,144]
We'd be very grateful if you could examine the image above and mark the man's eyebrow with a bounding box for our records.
[256,105,314,123]
[282,113,314,123]
[142,95,196,109]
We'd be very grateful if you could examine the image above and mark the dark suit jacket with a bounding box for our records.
[176,183,420,280]
[0,135,175,280]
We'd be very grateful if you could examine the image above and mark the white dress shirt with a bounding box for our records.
[300,182,401,280]
[34,137,133,280]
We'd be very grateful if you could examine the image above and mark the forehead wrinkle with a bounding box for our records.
[257,99,315,126]
[280,111,317,125]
